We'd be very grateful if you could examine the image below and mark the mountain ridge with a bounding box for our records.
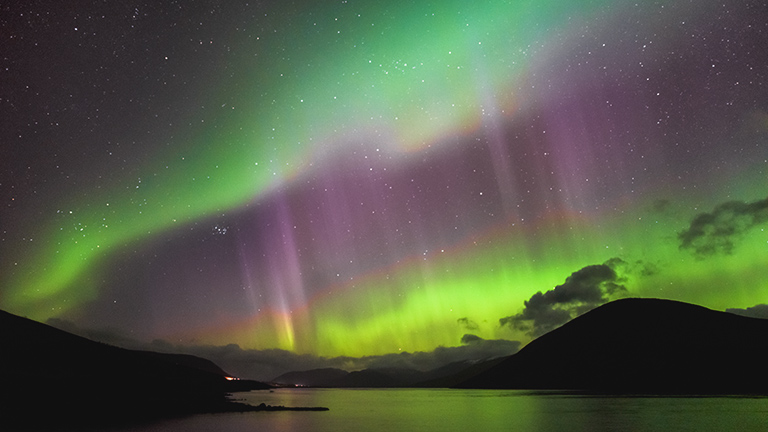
[455,298,768,393]
[0,309,270,428]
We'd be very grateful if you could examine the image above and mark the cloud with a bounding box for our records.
[607,257,659,278]
[678,197,768,257]
[499,258,629,337]
[457,317,479,331]
[460,334,484,344]
[725,304,768,320]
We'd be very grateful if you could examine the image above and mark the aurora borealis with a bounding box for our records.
[1,0,766,366]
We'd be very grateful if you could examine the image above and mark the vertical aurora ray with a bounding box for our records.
[260,194,308,350]
[2,0,767,358]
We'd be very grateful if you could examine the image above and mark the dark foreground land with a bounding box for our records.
[0,310,325,430]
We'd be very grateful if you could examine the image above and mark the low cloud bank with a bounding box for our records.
[146,336,520,381]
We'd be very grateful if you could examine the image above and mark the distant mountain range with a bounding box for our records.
[271,358,508,388]
[0,309,269,428]
[275,299,768,394]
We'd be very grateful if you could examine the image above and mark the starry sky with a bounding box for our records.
[1,0,767,364]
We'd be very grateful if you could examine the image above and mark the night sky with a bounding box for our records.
[2,0,767,372]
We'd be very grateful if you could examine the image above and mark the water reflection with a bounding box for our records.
[120,389,768,432]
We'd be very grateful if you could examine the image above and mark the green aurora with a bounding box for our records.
[1,0,766,358]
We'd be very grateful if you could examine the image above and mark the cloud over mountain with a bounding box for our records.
[678,197,768,257]
[499,258,629,337]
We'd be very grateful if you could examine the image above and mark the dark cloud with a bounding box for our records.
[460,334,483,344]
[607,257,660,278]
[725,304,768,320]
[603,257,627,270]
[678,197,768,257]
[457,317,479,331]
[499,258,629,337]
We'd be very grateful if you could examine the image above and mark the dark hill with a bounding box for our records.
[456,298,768,394]
[0,309,269,428]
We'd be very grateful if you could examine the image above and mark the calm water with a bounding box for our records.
[120,388,768,432]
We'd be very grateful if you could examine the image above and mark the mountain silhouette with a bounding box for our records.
[455,298,768,393]
[0,309,269,428]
